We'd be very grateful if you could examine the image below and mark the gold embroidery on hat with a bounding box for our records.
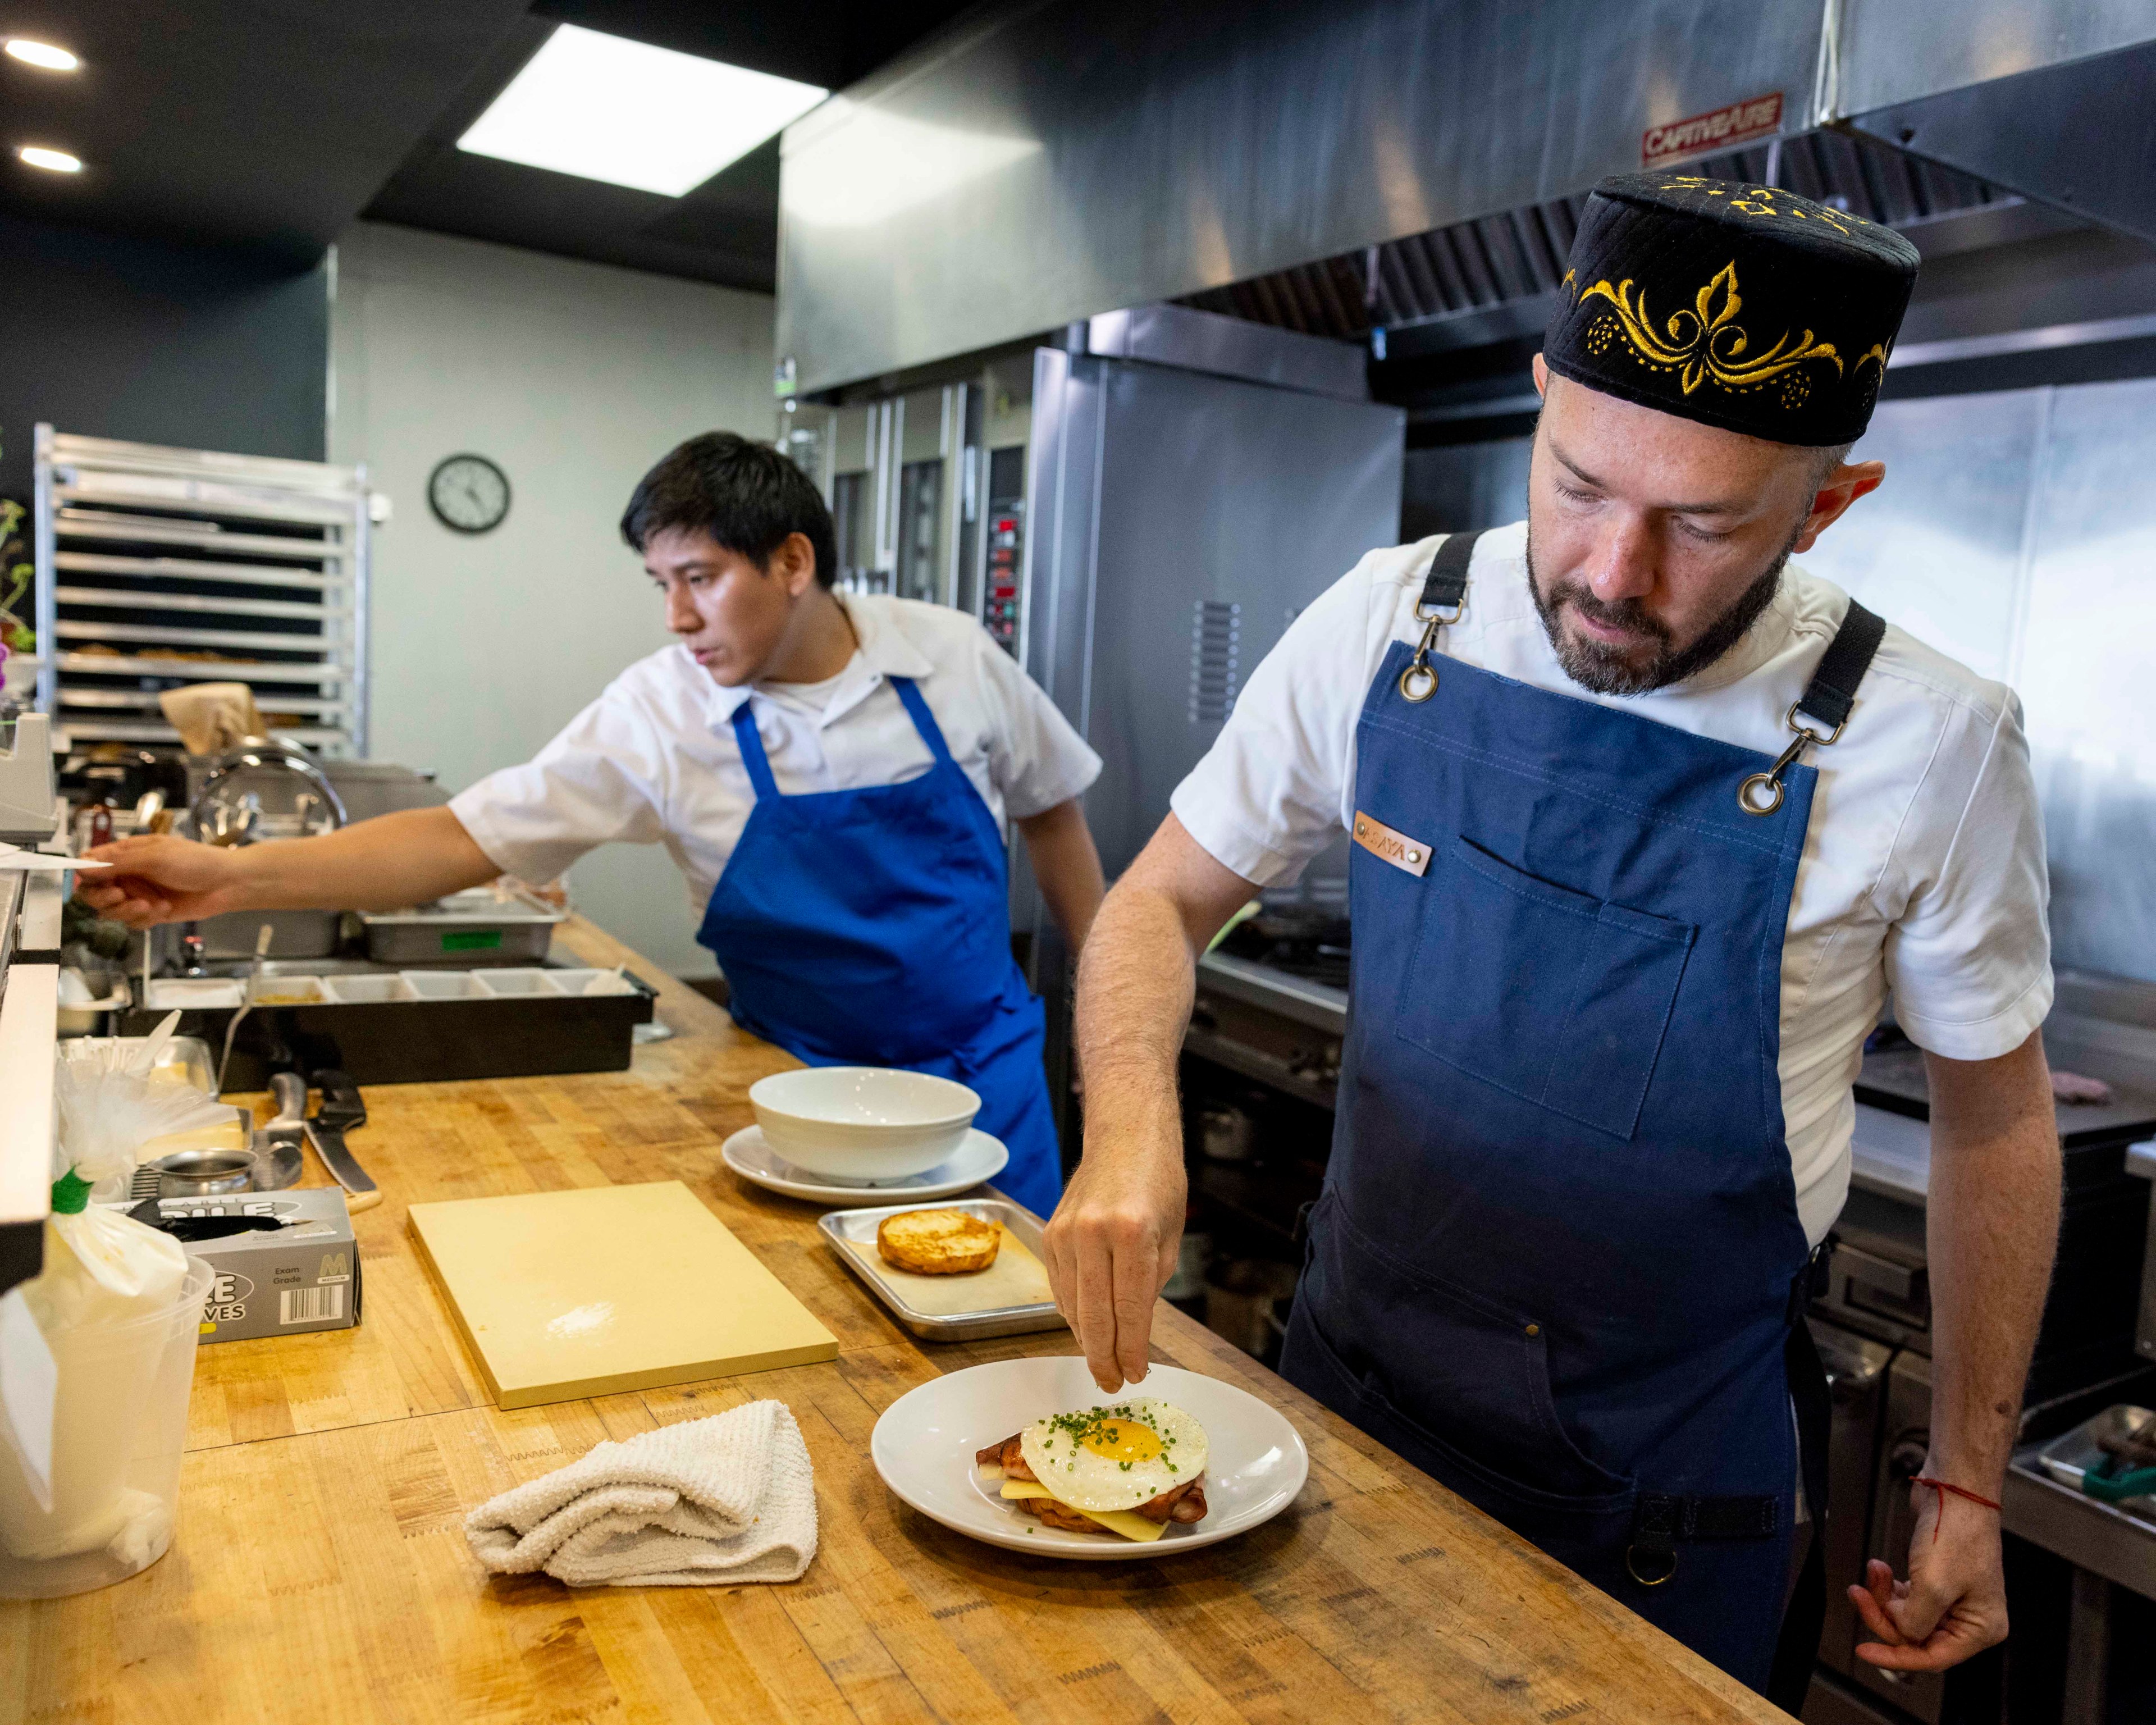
[1669,179,1858,235]
[1577,262,1843,399]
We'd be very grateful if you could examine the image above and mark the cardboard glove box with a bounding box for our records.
[136,1189,363,1343]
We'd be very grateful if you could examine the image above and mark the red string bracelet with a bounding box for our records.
[1912,1475,2002,1541]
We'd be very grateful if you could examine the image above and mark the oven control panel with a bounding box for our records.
[983,445,1026,657]
[985,500,1024,655]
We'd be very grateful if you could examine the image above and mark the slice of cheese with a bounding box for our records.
[998,1479,1167,1542]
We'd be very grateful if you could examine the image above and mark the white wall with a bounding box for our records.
[328,222,774,976]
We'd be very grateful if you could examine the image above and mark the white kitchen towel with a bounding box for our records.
[464,1399,817,1587]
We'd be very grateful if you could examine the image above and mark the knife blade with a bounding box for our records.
[305,1067,380,1210]
[251,1070,308,1191]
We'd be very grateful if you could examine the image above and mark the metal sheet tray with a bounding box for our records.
[358,884,567,964]
[2036,1405,2156,1523]
[819,1199,1067,1341]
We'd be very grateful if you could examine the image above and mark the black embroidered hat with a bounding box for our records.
[1543,172,1921,447]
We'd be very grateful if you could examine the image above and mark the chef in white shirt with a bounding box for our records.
[1045,175,2059,1710]
[83,432,1106,1217]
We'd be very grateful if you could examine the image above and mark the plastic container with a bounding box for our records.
[0,1254,213,1598]
[399,970,489,1000]
[360,884,565,965]
[60,1035,217,1093]
[323,974,419,1005]
[547,968,634,998]
[143,979,245,1012]
[245,976,325,1007]
[474,968,563,999]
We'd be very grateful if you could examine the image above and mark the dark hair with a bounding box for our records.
[619,432,838,588]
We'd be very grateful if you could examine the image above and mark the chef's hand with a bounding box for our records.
[1849,1481,2007,1672]
[1042,1124,1187,1394]
[76,833,248,927]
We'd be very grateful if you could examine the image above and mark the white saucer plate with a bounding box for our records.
[870,1357,1309,1561]
[721,1123,1008,1204]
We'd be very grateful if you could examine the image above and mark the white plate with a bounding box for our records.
[721,1124,1008,1204]
[870,1357,1308,1560]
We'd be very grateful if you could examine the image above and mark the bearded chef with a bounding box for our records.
[81,433,1106,1219]
[1045,174,2058,1708]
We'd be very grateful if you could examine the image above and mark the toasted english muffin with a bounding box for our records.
[877,1208,1001,1275]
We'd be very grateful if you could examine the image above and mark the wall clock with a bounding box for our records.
[427,453,511,535]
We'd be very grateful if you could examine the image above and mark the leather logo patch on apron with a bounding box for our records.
[1353,811,1432,877]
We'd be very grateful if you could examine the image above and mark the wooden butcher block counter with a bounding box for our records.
[0,919,1787,1724]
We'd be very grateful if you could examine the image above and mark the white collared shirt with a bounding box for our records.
[450,593,1102,916]
[1171,523,2052,1246]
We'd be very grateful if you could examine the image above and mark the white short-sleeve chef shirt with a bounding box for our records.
[451,592,1102,922]
[1171,523,2052,1246]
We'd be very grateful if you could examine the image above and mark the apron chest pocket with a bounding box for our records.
[1397,835,1696,1140]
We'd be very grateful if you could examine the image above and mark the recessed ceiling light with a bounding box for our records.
[19,145,81,174]
[458,24,826,197]
[5,39,79,72]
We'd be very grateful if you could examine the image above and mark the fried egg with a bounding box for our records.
[1017,1398,1208,1512]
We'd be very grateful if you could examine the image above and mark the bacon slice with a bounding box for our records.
[975,1434,1036,1481]
[1134,1476,1208,1525]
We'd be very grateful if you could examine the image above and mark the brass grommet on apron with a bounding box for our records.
[1399,661,1440,702]
[1625,1545,1678,1586]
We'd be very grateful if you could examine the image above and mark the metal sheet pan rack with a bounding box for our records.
[31,427,373,754]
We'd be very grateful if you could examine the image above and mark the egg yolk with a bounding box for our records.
[1080,1420,1164,1463]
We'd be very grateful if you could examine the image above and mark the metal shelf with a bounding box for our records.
[56,551,340,590]
[54,687,350,717]
[52,651,348,684]
[54,587,333,621]
[59,720,350,747]
[53,620,340,653]
[55,512,348,562]
[33,427,374,755]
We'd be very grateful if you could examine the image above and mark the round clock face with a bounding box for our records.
[427,454,511,535]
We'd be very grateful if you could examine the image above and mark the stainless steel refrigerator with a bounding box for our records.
[1013,326,1405,1154]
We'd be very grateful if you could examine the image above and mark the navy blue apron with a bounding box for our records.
[1280,532,1877,1698]
[696,674,1064,1217]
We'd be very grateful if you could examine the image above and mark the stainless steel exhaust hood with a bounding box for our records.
[776,0,2156,396]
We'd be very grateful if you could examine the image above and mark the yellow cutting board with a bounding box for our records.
[408,1181,838,1409]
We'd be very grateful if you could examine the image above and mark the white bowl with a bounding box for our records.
[748,1066,980,1183]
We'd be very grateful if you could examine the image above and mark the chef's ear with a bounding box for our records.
[1532,353,1550,397]
[1793,460,1886,553]
[769,531,820,596]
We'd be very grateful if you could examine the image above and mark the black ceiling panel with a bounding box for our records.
[0,1,986,290]
[0,0,532,263]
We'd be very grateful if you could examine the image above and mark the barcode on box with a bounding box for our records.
[279,1285,345,1326]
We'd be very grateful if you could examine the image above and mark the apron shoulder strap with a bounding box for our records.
[1418,529,1483,614]
[1738,599,1889,817]
[729,700,782,802]
[1793,600,1887,735]
[887,675,959,770]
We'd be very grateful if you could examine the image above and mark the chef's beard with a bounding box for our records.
[1526,522,1801,696]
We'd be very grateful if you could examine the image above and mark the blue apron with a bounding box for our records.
[696,675,1064,1217]
[1281,534,1866,1696]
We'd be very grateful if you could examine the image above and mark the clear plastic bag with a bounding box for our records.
[53,1015,239,1194]
[0,1017,216,1568]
